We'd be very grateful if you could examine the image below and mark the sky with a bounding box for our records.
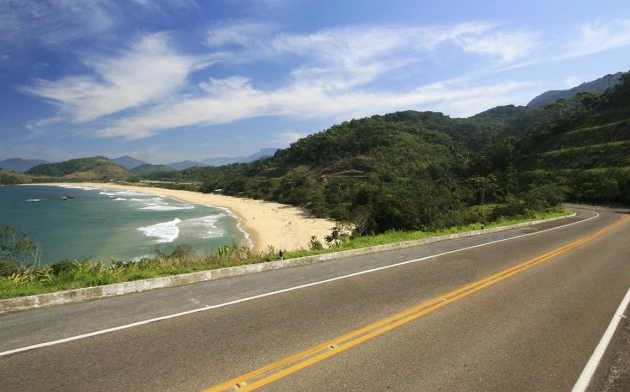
[1,0,629,164]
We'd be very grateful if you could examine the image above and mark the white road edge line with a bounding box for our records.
[572,276,630,392]
[0,211,600,358]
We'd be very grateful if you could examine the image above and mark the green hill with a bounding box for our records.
[152,106,567,233]
[511,72,630,204]
[27,156,136,181]
[0,168,33,185]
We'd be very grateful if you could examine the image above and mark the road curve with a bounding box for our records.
[1,206,629,391]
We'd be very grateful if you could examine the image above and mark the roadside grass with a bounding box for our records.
[284,207,573,258]
[0,207,574,300]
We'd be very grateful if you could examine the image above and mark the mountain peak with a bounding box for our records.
[202,148,277,167]
[0,157,50,173]
[527,72,623,108]
[112,156,148,170]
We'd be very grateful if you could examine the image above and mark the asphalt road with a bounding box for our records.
[1,206,629,391]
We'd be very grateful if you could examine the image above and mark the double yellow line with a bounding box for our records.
[205,214,629,392]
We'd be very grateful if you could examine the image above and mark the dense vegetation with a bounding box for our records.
[511,72,630,205]
[0,168,31,185]
[148,108,567,234]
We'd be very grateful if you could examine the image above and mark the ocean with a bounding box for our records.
[0,185,248,264]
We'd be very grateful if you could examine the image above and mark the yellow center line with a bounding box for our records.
[204,214,629,392]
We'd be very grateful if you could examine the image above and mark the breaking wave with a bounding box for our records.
[140,204,195,211]
[180,214,224,239]
[137,218,181,244]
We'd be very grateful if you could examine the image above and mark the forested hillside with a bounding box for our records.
[511,72,630,204]
[149,102,574,233]
[0,168,33,185]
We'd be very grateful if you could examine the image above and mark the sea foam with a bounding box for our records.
[180,214,224,238]
[111,190,146,197]
[59,185,98,191]
[140,204,195,211]
[137,218,181,244]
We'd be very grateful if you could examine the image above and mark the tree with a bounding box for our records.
[0,226,40,270]
[576,91,600,110]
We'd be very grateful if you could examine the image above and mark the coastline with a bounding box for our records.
[28,183,336,253]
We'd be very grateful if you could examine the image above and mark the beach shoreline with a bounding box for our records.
[29,183,336,253]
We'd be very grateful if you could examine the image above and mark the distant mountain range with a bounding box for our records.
[112,155,148,170]
[167,160,206,170]
[201,148,278,167]
[527,72,623,108]
[111,149,278,171]
[0,158,49,172]
[130,163,174,176]
[0,149,279,179]
[165,148,278,169]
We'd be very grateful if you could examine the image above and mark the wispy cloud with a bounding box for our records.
[564,18,630,58]
[0,0,199,51]
[456,30,543,64]
[206,20,277,48]
[206,21,542,89]
[500,18,630,71]
[96,76,533,139]
[90,22,542,139]
[21,33,207,125]
[0,0,115,48]
[17,20,564,139]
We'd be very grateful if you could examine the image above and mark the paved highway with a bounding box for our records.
[1,206,629,391]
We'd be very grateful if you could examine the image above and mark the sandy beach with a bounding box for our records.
[36,182,336,253]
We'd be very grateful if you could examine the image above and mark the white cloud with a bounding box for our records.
[273,131,309,146]
[565,18,630,58]
[95,76,534,139]
[21,21,547,139]
[21,33,205,124]
[564,75,590,88]
[457,30,543,64]
[500,18,630,71]
[258,22,541,89]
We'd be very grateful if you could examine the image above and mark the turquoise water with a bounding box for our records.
[0,185,247,264]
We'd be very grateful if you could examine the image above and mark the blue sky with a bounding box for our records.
[1,0,629,164]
